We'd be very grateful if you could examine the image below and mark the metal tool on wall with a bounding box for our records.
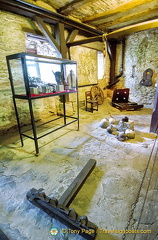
[140,68,153,86]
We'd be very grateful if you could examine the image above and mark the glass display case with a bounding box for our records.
[6,52,78,98]
[6,52,79,155]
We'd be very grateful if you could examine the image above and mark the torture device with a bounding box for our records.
[26,159,98,240]
[112,88,144,111]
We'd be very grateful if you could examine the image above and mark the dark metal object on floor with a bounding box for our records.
[122,116,129,122]
[26,159,98,240]
[112,88,144,111]
[0,230,9,240]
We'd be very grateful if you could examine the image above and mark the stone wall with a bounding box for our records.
[0,8,105,132]
[69,44,110,104]
[0,10,60,132]
[123,28,158,106]
[70,46,97,104]
[0,10,29,131]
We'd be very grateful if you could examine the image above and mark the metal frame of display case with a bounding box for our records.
[6,52,79,155]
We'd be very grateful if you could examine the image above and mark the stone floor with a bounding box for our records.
[0,100,158,240]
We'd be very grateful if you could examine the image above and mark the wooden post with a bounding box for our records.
[58,22,68,59]
[107,40,117,85]
[34,16,60,55]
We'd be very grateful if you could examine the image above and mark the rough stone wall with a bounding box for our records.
[123,28,158,106]
[70,46,97,103]
[70,45,109,104]
[0,10,29,131]
[0,10,64,132]
[0,8,102,132]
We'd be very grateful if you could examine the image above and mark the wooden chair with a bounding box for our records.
[85,91,98,113]
[112,88,144,111]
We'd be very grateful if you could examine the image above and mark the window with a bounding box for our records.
[97,51,104,80]
[26,33,62,84]
[26,33,61,58]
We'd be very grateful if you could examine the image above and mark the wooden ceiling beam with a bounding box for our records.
[67,19,158,46]
[59,0,96,15]
[58,22,68,58]
[0,0,102,37]
[98,8,158,31]
[106,19,158,39]
[82,0,155,23]
[34,16,60,53]
[67,36,103,47]
[67,30,79,44]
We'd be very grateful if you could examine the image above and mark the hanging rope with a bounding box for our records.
[102,33,108,79]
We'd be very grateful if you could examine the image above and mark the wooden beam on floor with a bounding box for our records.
[58,159,96,207]
[82,0,155,23]
[0,230,9,240]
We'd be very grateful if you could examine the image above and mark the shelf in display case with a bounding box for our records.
[6,52,78,98]
[16,89,77,99]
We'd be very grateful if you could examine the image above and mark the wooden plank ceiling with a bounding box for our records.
[40,0,158,33]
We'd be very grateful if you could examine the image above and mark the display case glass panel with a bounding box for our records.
[9,58,26,95]
[6,53,77,98]
[64,64,77,91]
